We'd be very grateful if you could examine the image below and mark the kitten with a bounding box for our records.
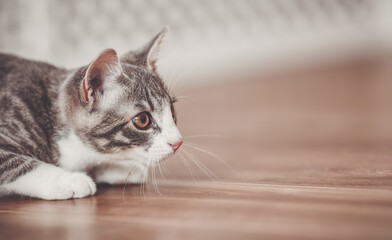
[0,27,183,200]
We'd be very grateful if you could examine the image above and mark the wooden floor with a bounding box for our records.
[1,59,392,240]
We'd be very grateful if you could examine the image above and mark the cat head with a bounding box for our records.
[62,27,182,165]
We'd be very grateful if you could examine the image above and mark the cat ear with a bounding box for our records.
[82,49,122,104]
[121,27,168,72]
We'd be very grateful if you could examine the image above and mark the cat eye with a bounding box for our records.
[132,112,152,130]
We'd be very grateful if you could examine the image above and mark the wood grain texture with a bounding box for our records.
[1,59,392,240]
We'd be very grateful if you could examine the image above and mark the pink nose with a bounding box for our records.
[168,140,183,152]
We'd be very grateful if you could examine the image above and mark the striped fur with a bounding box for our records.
[0,54,65,184]
[0,28,182,199]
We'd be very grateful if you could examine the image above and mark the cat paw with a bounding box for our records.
[4,164,97,200]
[40,172,97,200]
[27,171,97,200]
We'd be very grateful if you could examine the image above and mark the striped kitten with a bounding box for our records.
[0,28,182,200]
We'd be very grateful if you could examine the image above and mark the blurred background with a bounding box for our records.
[1,0,391,88]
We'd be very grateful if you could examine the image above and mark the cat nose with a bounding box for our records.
[168,139,183,152]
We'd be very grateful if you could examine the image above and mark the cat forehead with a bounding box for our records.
[118,64,172,111]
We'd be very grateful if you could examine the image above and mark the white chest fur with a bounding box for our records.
[56,131,139,172]
[57,132,104,171]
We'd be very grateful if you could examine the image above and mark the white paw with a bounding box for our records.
[4,164,97,200]
[42,172,97,200]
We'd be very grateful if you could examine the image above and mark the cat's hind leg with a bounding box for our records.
[1,153,96,200]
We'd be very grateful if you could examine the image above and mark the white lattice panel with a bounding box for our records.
[0,0,391,86]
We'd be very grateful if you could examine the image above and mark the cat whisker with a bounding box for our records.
[168,67,192,94]
[151,165,163,196]
[174,95,197,103]
[164,68,174,93]
[166,67,179,93]
[139,161,150,199]
[157,160,166,179]
[140,175,146,199]
[161,160,170,174]
[122,163,139,202]
[122,160,146,202]
[168,69,181,93]
[161,67,170,89]
[105,155,121,170]
[178,152,199,182]
[182,142,233,170]
[181,148,219,181]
